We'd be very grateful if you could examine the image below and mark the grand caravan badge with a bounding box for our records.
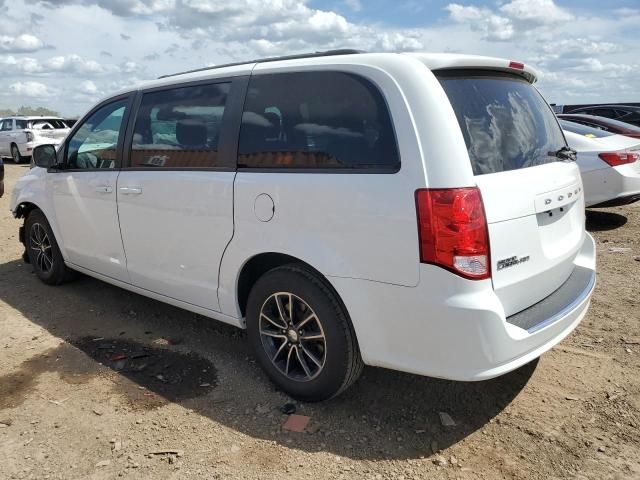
[497,255,530,271]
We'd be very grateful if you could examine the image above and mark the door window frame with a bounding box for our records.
[54,93,135,173]
[121,75,249,171]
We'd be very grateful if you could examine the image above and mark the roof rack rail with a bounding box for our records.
[158,49,365,79]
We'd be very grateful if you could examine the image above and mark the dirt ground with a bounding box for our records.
[0,162,639,480]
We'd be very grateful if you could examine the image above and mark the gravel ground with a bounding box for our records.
[0,162,639,480]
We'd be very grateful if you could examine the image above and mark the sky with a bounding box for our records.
[0,0,638,116]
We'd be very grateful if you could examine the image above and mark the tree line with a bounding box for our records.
[0,106,61,117]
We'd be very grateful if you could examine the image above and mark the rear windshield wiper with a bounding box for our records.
[552,146,577,161]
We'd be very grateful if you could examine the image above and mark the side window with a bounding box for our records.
[66,99,128,170]
[130,82,230,168]
[238,71,400,170]
[1,120,13,131]
[15,120,27,130]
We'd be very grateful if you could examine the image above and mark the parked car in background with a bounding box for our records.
[11,51,596,401]
[567,105,640,127]
[0,116,70,163]
[558,114,640,139]
[560,120,640,207]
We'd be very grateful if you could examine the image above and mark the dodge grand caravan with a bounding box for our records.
[11,50,596,401]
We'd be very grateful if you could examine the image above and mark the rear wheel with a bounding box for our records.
[247,265,363,402]
[25,210,74,285]
[11,144,23,164]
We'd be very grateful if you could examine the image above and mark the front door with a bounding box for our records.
[49,97,131,282]
[116,81,239,311]
[0,119,14,156]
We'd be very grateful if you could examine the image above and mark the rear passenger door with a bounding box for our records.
[116,78,246,311]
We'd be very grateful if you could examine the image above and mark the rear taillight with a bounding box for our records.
[415,187,490,280]
[25,131,34,142]
[508,61,525,70]
[598,152,639,167]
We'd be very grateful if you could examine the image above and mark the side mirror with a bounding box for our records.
[32,144,57,168]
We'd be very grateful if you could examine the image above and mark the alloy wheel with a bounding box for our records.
[258,292,327,382]
[29,223,54,274]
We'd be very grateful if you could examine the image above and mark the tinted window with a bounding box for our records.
[15,120,27,130]
[1,120,13,131]
[66,99,128,169]
[559,120,614,138]
[131,83,230,168]
[238,71,399,170]
[30,119,68,129]
[437,73,566,175]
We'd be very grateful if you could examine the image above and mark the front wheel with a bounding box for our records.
[11,144,23,164]
[25,210,74,285]
[246,265,363,402]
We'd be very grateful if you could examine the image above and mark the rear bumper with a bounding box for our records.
[329,233,596,381]
[582,165,640,208]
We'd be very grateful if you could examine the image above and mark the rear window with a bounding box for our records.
[29,119,68,129]
[437,72,566,176]
[559,119,614,138]
[585,116,640,133]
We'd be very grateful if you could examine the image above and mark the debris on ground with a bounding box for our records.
[280,402,296,414]
[432,454,448,466]
[282,414,310,433]
[95,460,111,467]
[439,412,456,427]
[148,449,184,457]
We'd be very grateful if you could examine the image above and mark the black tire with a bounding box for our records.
[11,144,23,164]
[25,209,75,285]
[247,264,363,402]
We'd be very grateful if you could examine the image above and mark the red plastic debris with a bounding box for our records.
[282,414,310,433]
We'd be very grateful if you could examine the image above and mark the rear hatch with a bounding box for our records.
[30,119,70,143]
[437,70,585,316]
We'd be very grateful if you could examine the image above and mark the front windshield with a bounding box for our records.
[437,72,566,175]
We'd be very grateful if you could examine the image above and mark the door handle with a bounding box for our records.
[95,185,113,193]
[119,186,142,195]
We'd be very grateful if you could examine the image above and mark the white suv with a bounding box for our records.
[0,116,70,163]
[11,51,596,401]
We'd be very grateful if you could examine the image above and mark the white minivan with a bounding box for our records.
[11,51,596,401]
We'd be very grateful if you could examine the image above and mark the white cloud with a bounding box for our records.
[344,0,362,12]
[0,53,140,76]
[0,0,635,114]
[0,34,44,52]
[447,0,573,41]
[499,0,572,27]
[79,79,98,94]
[446,4,513,41]
[9,81,55,97]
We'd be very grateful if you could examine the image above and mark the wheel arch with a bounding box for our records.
[15,200,41,219]
[235,252,351,322]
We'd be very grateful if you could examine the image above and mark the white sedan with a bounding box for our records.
[560,120,640,207]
